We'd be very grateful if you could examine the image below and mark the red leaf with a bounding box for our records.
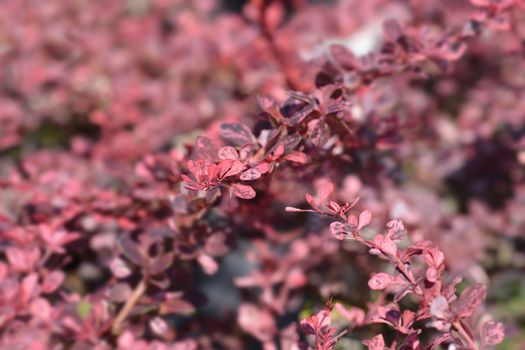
[232,183,256,199]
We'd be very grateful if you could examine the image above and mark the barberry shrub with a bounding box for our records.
[0,0,523,349]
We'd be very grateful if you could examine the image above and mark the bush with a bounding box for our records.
[0,0,523,349]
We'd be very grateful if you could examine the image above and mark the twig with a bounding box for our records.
[453,321,479,350]
[112,277,147,335]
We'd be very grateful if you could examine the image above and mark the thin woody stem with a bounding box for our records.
[453,321,479,350]
[112,277,147,335]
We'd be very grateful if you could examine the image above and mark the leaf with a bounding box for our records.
[257,95,284,124]
[363,334,385,350]
[219,123,255,146]
[107,283,132,303]
[193,136,217,161]
[290,103,315,126]
[274,134,302,153]
[480,320,505,346]
[383,18,402,42]
[147,252,174,276]
[451,284,487,319]
[160,293,195,316]
[198,254,218,275]
[283,151,308,164]
[381,236,398,257]
[329,44,356,70]
[305,193,317,210]
[316,180,334,204]
[255,161,273,174]
[335,303,365,325]
[217,159,243,179]
[330,221,356,240]
[238,304,277,342]
[77,301,92,319]
[430,296,449,319]
[109,257,132,278]
[240,168,262,181]
[231,183,256,199]
[309,119,330,147]
[42,270,65,293]
[347,214,359,227]
[218,146,239,160]
[118,235,144,266]
[385,219,406,240]
[368,272,398,290]
[358,210,372,229]
[150,317,168,337]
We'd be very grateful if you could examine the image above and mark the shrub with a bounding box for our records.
[0,0,523,349]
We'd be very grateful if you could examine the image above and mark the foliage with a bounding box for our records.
[0,0,524,349]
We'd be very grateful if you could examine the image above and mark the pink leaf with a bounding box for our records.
[240,168,262,181]
[430,296,449,319]
[232,183,256,199]
[197,254,218,275]
[335,303,365,325]
[383,18,402,42]
[285,268,307,289]
[305,193,317,210]
[285,206,315,213]
[347,215,359,227]
[358,210,372,229]
[283,151,308,164]
[480,320,505,346]
[363,334,385,350]
[385,219,406,240]
[238,304,276,342]
[255,161,273,174]
[451,284,487,319]
[317,180,334,204]
[330,221,356,240]
[109,257,132,279]
[30,298,52,322]
[149,316,169,337]
[217,159,243,179]
[373,234,398,257]
[368,272,398,290]
[42,271,65,293]
[219,123,256,146]
[218,146,239,160]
